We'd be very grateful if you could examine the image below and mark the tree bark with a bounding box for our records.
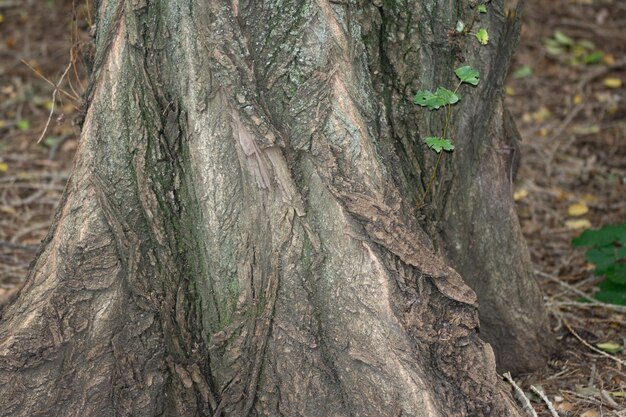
[0,0,545,415]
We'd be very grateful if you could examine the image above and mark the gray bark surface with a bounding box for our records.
[0,0,545,415]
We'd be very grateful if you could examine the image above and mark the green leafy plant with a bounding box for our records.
[414,8,488,205]
[544,30,604,66]
[475,28,489,45]
[413,65,480,201]
[512,65,533,79]
[455,2,490,44]
[572,222,626,305]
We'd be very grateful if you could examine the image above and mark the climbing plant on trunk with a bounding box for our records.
[0,0,548,416]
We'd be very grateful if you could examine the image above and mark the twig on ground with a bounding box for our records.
[600,390,621,410]
[530,386,560,417]
[561,389,624,413]
[503,372,538,417]
[536,270,626,313]
[562,320,626,367]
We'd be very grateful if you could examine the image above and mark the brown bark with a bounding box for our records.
[0,0,545,415]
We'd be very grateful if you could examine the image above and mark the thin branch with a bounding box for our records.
[562,320,626,367]
[600,389,621,410]
[530,386,560,417]
[20,59,81,103]
[535,270,626,313]
[503,372,538,417]
[35,62,73,144]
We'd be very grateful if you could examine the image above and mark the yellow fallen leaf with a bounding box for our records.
[565,219,591,230]
[596,341,622,353]
[603,77,622,89]
[573,94,583,105]
[539,127,549,137]
[595,92,614,102]
[568,202,589,217]
[513,189,528,201]
[0,206,16,215]
[571,125,600,135]
[505,86,516,96]
[611,391,626,398]
[0,14,4,24]
[0,162,8,173]
[603,53,615,66]
[16,171,33,180]
[531,106,552,122]
[581,410,600,417]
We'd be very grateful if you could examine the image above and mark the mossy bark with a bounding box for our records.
[0,1,546,416]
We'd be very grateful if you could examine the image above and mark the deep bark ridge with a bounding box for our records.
[0,1,543,416]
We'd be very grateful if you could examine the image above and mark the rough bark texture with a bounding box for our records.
[0,0,545,416]
[356,0,551,374]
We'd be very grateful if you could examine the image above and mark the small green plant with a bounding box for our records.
[512,65,533,79]
[455,2,490,45]
[544,30,604,66]
[572,222,626,305]
[413,65,480,201]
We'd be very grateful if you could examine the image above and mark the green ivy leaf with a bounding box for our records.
[414,88,459,110]
[17,119,30,130]
[553,30,574,46]
[586,247,617,275]
[435,87,459,105]
[572,222,626,307]
[478,4,487,13]
[475,28,489,45]
[414,90,443,110]
[572,222,626,247]
[425,137,455,153]
[455,66,480,86]
[583,51,604,65]
[606,264,626,285]
[596,280,626,306]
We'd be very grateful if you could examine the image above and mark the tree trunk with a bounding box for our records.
[0,0,546,416]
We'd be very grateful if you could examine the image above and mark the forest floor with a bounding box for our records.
[0,0,624,416]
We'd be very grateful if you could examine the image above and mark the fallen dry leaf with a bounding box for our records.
[555,401,574,412]
[565,219,592,230]
[603,77,622,89]
[514,188,529,201]
[568,202,589,217]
